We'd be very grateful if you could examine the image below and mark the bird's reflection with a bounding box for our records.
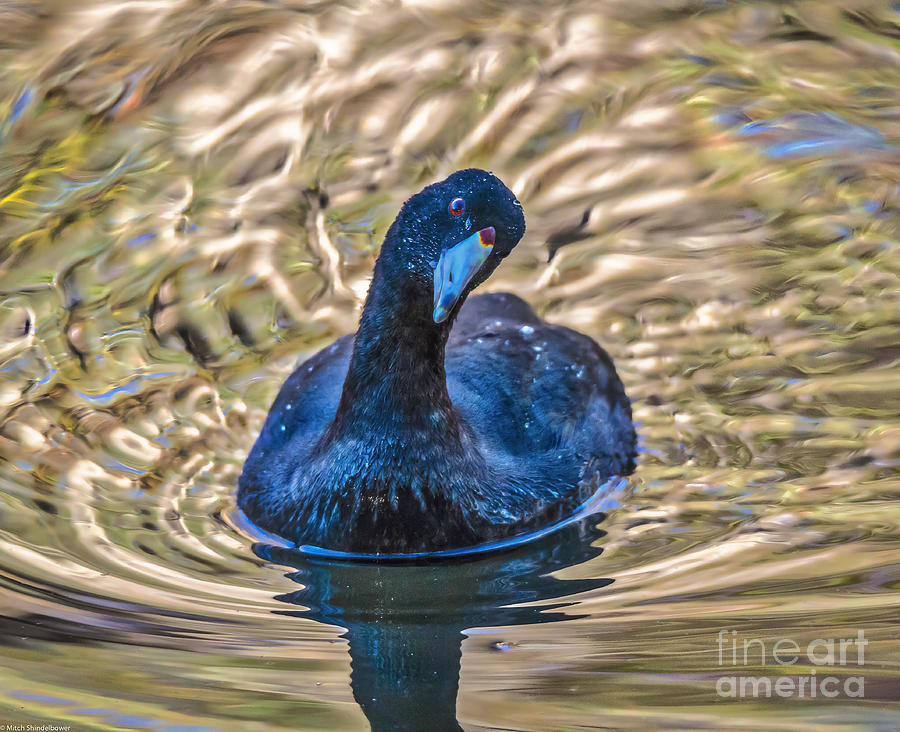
[253,510,612,732]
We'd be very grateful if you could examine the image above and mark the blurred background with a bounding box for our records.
[0,0,898,729]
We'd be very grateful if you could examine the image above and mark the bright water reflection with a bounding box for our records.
[0,0,899,729]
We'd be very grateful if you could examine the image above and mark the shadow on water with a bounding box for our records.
[254,512,612,732]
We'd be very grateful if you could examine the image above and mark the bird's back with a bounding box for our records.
[446,293,635,494]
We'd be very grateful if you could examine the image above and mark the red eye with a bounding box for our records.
[449,197,465,217]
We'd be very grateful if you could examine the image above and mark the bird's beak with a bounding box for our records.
[432,227,495,323]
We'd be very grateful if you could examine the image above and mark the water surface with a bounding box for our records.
[1,1,899,729]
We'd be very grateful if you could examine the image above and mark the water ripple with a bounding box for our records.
[0,0,898,728]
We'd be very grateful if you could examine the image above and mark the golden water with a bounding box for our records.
[0,1,898,729]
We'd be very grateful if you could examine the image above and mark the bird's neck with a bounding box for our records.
[328,258,463,451]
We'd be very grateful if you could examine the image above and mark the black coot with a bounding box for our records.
[238,169,635,552]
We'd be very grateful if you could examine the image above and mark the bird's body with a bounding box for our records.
[238,170,635,553]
